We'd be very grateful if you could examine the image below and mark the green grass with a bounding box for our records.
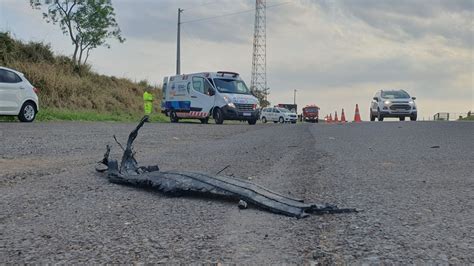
[459,115,474,121]
[0,108,169,123]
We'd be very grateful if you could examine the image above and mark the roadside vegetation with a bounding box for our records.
[0,32,165,122]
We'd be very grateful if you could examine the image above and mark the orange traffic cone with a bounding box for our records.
[340,108,347,123]
[353,104,362,122]
[334,111,339,122]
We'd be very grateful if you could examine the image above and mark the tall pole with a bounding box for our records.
[293,89,297,105]
[176,8,183,75]
[251,0,267,101]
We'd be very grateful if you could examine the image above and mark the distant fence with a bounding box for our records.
[433,112,471,121]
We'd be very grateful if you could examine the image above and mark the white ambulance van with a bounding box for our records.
[161,71,260,125]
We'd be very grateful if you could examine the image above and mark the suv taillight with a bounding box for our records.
[33,87,39,94]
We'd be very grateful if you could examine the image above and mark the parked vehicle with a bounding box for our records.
[260,107,297,124]
[161,71,259,125]
[302,105,319,123]
[0,66,39,122]
[370,90,417,121]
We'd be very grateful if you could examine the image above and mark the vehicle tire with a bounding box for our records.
[399,117,405,121]
[370,110,376,121]
[410,114,417,121]
[291,121,296,124]
[315,118,319,123]
[262,117,267,123]
[248,119,257,125]
[200,117,209,124]
[214,108,224,124]
[377,109,384,121]
[279,117,284,123]
[273,121,278,123]
[170,111,179,123]
[18,101,36,122]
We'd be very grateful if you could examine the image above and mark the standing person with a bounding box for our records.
[143,87,154,118]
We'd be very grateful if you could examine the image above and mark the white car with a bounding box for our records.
[370,89,417,121]
[260,107,297,123]
[0,66,39,122]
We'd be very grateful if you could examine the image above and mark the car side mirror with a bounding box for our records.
[411,97,416,100]
[208,88,215,96]
[373,97,379,101]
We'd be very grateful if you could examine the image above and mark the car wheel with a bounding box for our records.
[248,119,257,125]
[377,109,384,121]
[370,110,376,121]
[262,117,267,123]
[399,117,405,121]
[279,117,284,123]
[291,121,296,124]
[214,108,224,124]
[170,111,179,123]
[18,101,36,122]
[273,121,278,123]
[200,117,209,124]
[410,114,417,121]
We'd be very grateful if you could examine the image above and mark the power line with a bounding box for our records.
[181,0,219,12]
[181,2,290,24]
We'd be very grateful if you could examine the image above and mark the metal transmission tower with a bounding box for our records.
[251,0,267,101]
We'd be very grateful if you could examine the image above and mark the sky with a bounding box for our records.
[1,0,473,120]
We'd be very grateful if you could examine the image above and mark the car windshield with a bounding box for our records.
[277,108,292,113]
[213,78,250,94]
[381,90,410,99]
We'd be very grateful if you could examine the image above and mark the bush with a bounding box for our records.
[0,31,162,117]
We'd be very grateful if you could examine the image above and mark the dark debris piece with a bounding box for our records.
[96,116,357,218]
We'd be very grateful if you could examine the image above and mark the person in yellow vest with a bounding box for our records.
[143,87,154,118]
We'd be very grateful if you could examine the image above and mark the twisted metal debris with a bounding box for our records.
[96,116,357,218]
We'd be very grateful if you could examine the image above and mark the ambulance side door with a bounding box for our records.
[190,76,214,116]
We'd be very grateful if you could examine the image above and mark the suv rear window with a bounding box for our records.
[0,69,22,83]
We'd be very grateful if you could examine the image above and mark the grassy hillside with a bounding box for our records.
[0,32,164,121]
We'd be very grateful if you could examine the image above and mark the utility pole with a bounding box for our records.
[176,8,183,75]
[293,89,297,105]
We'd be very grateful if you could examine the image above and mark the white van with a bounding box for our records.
[161,71,260,125]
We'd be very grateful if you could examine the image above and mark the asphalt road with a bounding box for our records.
[1,120,473,263]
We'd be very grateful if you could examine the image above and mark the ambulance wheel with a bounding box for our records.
[214,108,224,124]
[248,119,257,125]
[262,117,267,123]
[200,118,209,124]
[170,111,179,123]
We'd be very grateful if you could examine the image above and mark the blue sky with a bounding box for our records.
[1,0,473,119]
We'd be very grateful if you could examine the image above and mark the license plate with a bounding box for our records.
[243,112,251,116]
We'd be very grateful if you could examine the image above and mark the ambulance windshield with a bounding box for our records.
[214,79,250,94]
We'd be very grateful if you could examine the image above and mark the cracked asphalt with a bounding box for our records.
[1,120,473,263]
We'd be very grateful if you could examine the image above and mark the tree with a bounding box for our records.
[251,88,270,107]
[30,0,125,67]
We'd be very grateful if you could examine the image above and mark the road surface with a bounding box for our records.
[1,121,473,263]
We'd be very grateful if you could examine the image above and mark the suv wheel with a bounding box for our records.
[410,114,417,121]
[377,108,384,121]
[262,117,267,123]
[18,102,37,122]
[370,109,376,121]
[279,117,284,123]
[399,117,405,121]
